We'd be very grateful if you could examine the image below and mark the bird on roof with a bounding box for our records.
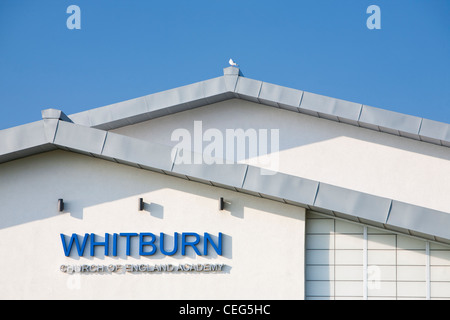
[229,58,238,67]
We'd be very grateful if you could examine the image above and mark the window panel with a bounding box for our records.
[305,211,450,300]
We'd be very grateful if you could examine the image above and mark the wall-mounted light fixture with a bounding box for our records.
[58,199,64,212]
[219,197,231,211]
[138,198,144,211]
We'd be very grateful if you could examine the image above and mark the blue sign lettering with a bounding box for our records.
[60,232,223,257]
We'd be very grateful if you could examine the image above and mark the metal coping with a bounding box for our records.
[0,118,449,244]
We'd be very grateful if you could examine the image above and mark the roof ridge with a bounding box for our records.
[62,69,450,148]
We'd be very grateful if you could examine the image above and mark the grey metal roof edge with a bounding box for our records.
[386,201,450,241]
[312,182,393,225]
[1,119,446,243]
[68,74,240,130]
[0,120,58,165]
[42,108,72,123]
[64,66,450,148]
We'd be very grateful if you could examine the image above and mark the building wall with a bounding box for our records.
[0,150,305,299]
[112,99,450,214]
[306,211,450,300]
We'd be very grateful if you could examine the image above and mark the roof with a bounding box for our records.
[1,66,450,244]
[69,66,450,146]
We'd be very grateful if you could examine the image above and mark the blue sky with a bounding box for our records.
[0,0,449,130]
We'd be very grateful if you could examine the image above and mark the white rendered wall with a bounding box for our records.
[0,150,305,299]
[113,99,450,214]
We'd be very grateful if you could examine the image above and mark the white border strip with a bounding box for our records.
[363,226,368,300]
[426,241,431,300]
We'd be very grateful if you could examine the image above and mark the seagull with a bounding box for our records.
[229,58,238,66]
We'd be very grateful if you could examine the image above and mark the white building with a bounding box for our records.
[1,66,450,299]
